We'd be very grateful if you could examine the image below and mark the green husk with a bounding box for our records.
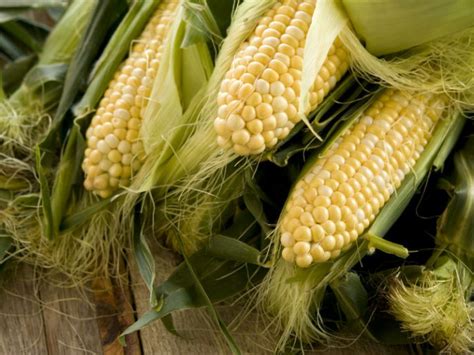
[0,21,43,54]
[0,0,96,201]
[41,0,128,240]
[342,0,474,56]
[257,91,466,351]
[181,0,239,47]
[0,1,66,8]
[0,0,96,148]
[388,137,474,353]
[437,137,474,270]
[1,54,37,94]
[299,0,347,120]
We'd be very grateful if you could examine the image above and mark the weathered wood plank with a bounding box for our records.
[0,263,48,355]
[39,275,103,354]
[91,274,141,355]
[1,263,141,355]
[0,251,410,354]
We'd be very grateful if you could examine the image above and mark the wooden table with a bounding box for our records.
[0,239,410,354]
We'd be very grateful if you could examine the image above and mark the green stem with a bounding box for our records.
[365,233,409,259]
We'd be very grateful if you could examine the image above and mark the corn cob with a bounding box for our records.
[279,89,447,268]
[82,0,179,198]
[214,0,349,156]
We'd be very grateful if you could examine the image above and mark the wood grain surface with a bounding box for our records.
[0,246,411,354]
[0,264,48,355]
[39,278,102,354]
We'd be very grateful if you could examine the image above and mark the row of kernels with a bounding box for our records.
[214,1,310,154]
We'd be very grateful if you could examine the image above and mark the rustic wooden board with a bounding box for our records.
[0,264,48,355]
[0,263,140,355]
[0,248,410,354]
[39,276,103,355]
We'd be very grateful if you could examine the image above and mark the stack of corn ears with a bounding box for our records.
[140,0,474,258]
[129,0,474,351]
[77,0,474,261]
[1,0,474,352]
[113,0,474,351]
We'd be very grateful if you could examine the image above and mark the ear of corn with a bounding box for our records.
[1,0,203,283]
[279,89,446,268]
[82,0,180,198]
[23,0,221,285]
[259,87,465,350]
[214,0,350,155]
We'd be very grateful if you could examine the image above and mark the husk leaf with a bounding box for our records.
[342,0,474,56]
